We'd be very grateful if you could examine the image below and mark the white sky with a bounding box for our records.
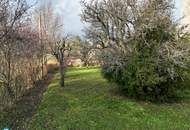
[49,0,182,36]
[55,0,88,37]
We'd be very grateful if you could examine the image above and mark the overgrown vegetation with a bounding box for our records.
[81,0,190,101]
[0,67,57,130]
[0,0,49,110]
[0,0,68,111]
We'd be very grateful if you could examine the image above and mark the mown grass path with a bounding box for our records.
[28,67,190,130]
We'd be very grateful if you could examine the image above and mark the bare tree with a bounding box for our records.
[52,36,72,87]
[34,1,72,87]
[0,0,47,109]
[0,0,30,101]
[32,1,55,78]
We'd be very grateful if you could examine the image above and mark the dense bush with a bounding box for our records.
[102,23,190,102]
[102,51,186,101]
[82,0,190,101]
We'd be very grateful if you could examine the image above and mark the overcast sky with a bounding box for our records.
[55,0,87,37]
[50,0,182,36]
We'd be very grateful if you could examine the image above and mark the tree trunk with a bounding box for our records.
[60,61,65,87]
[41,58,44,78]
[7,48,15,99]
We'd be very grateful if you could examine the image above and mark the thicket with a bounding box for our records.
[0,0,49,110]
[82,0,190,101]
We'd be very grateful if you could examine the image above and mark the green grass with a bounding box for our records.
[27,67,190,130]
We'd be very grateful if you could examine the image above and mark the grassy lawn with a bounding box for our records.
[27,67,190,130]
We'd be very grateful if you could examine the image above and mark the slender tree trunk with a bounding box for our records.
[60,62,64,87]
[7,48,14,99]
[41,57,44,78]
[59,52,65,87]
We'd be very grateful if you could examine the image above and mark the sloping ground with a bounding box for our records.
[28,67,190,130]
[0,71,55,130]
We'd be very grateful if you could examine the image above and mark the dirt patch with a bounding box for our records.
[0,68,57,130]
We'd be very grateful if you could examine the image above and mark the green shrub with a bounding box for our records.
[102,52,186,102]
[102,24,190,102]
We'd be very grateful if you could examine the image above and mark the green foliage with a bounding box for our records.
[102,21,190,102]
[82,0,190,102]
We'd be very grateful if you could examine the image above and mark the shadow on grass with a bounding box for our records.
[108,84,190,105]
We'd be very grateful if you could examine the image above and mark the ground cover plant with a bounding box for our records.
[27,67,190,130]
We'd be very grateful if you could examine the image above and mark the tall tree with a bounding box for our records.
[81,0,190,101]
